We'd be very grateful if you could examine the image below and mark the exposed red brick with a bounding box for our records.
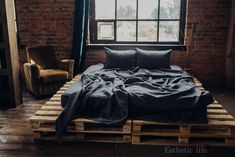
[15,0,75,61]
[16,0,232,86]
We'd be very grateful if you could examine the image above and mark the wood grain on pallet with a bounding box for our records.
[132,78,235,147]
[29,74,132,143]
[29,74,235,147]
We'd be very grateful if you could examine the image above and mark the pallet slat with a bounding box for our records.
[132,110,235,146]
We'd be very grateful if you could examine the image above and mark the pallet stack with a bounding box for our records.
[29,76,235,147]
[29,75,132,143]
[132,78,235,147]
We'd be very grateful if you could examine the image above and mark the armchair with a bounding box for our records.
[23,46,74,98]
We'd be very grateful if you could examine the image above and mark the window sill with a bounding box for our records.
[87,44,187,51]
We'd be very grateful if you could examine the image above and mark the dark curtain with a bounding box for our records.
[71,0,90,73]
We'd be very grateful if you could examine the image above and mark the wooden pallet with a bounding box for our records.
[30,74,235,146]
[29,75,132,143]
[132,79,235,147]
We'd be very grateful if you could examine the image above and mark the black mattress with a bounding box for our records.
[56,64,214,138]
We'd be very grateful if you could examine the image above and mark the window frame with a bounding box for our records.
[89,0,187,45]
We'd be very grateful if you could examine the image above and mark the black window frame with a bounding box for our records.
[89,0,187,45]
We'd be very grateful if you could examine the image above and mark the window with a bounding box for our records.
[89,0,186,45]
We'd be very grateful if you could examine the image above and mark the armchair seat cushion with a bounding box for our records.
[40,69,69,83]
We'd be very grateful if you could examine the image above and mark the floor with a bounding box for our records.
[210,88,235,118]
[0,88,235,157]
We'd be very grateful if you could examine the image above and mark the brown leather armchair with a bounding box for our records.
[23,46,74,98]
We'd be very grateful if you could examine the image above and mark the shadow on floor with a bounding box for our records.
[209,88,235,118]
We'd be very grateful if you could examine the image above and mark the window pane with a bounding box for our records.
[95,0,115,19]
[138,0,158,19]
[117,21,136,41]
[97,22,114,40]
[138,21,157,42]
[117,0,136,19]
[159,21,179,42]
[160,0,181,19]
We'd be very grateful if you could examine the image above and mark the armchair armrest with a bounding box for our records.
[58,59,74,80]
[23,63,41,95]
[23,63,40,79]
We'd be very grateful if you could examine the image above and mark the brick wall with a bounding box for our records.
[16,0,75,61]
[16,0,231,86]
[225,0,235,89]
[184,0,231,86]
[85,0,231,86]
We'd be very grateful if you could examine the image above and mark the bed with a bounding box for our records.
[29,48,235,146]
[29,73,235,146]
[55,48,213,138]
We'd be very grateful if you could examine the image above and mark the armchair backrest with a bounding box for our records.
[26,46,57,70]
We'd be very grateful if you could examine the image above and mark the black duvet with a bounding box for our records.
[56,64,214,138]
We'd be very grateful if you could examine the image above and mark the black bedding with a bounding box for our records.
[56,64,214,138]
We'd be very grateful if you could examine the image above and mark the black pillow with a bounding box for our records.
[136,48,172,69]
[104,47,136,69]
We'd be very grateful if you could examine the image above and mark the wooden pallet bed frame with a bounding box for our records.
[29,75,132,143]
[29,75,235,147]
[132,78,235,147]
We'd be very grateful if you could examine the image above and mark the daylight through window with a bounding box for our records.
[89,0,186,44]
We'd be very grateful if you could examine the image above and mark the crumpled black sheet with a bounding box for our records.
[55,64,214,138]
